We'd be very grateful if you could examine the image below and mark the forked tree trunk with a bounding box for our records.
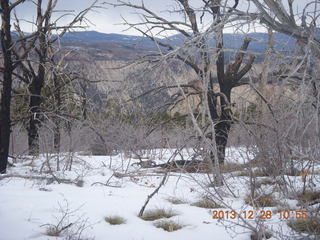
[208,84,232,165]
[0,1,13,174]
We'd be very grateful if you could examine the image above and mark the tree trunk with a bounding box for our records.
[215,86,232,165]
[0,1,13,174]
[53,115,61,155]
[53,72,61,153]
[53,73,61,171]
[53,126,60,151]
[207,73,232,165]
[27,32,46,155]
[28,81,42,155]
[80,80,88,120]
[215,119,231,164]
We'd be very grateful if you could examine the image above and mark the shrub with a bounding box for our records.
[191,198,222,209]
[297,191,320,203]
[45,226,61,237]
[153,220,183,232]
[250,231,273,240]
[287,217,320,234]
[139,209,177,221]
[245,193,278,207]
[166,197,188,205]
[104,215,126,225]
[220,163,245,173]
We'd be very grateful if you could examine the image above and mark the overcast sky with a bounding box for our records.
[12,0,313,35]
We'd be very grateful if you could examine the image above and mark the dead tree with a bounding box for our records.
[249,0,320,175]
[0,0,15,174]
[0,0,37,173]
[14,0,98,154]
[108,0,255,165]
[250,0,319,45]
[250,0,320,95]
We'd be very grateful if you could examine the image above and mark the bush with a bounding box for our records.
[245,193,278,207]
[287,217,320,234]
[45,226,61,237]
[250,231,273,240]
[104,215,127,225]
[191,198,222,209]
[297,191,320,203]
[220,163,245,173]
[153,220,183,232]
[139,209,177,221]
[166,197,188,205]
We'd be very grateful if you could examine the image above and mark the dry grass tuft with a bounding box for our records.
[139,209,178,221]
[153,220,183,232]
[287,217,320,234]
[191,197,222,209]
[250,231,273,240]
[297,191,320,203]
[245,193,279,208]
[166,197,188,205]
[45,226,61,237]
[104,215,127,225]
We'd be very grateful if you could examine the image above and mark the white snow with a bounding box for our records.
[0,148,318,240]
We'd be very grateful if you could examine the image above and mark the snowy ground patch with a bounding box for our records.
[1,148,319,240]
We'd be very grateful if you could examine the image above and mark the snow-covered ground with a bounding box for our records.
[0,148,319,240]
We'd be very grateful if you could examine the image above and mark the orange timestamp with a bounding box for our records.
[211,210,309,220]
[278,210,308,220]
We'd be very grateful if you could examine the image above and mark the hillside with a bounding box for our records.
[2,31,300,113]
[54,31,300,114]
[62,31,298,55]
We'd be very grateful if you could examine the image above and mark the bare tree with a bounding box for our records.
[250,0,319,45]
[14,0,98,154]
[249,0,320,103]
[0,0,38,173]
[107,0,255,166]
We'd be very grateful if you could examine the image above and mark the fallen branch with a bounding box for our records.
[0,174,75,185]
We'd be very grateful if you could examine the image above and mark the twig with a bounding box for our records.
[90,182,121,188]
[91,173,122,188]
[138,172,168,217]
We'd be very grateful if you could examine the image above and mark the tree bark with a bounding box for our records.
[0,1,13,173]
[28,80,43,154]
[215,86,232,164]
[53,73,61,154]
[208,78,232,165]
[27,28,47,155]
